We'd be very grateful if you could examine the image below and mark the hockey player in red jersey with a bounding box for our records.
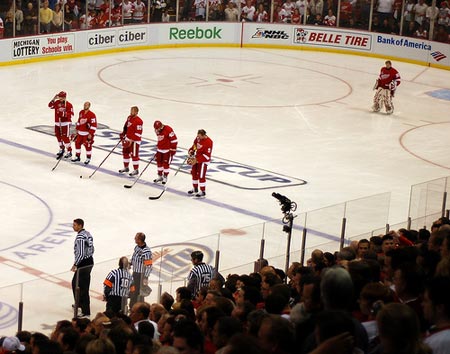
[372,60,401,114]
[48,91,74,159]
[119,106,143,177]
[72,102,97,165]
[187,129,213,198]
[153,120,178,185]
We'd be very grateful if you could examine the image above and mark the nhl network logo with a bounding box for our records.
[294,28,308,43]
[252,28,289,40]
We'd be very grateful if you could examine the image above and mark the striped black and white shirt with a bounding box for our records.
[103,268,135,297]
[74,229,94,266]
[187,262,216,297]
[131,243,153,277]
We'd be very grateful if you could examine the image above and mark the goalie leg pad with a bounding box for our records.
[383,89,393,113]
[372,87,384,112]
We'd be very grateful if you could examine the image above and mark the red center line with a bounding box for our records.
[0,255,103,300]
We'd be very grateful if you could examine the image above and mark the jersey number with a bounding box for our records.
[120,278,130,289]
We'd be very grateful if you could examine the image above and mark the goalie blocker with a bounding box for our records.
[372,60,401,115]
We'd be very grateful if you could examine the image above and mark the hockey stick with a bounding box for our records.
[51,113,64,171]
[87,140,122,179]
[124,153,157,189]
[51,153,64,171]
[148,156,188,200]
[51,121,74,172]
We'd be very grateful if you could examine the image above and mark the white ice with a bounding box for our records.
[0,47,449,333]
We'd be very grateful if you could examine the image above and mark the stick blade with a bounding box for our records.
[149,191,164,200]
[124,185,133,189]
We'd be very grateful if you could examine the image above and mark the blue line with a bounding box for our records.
[0,137,340,243]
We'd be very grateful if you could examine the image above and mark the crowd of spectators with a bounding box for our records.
[0,0,449,41]
[2,216,450,354]
[0,0,153,38]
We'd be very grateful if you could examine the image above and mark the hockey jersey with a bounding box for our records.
[76,110,97,136]
[156,125,178,152]
[49,99,74,126]
[377,67,401,89]
[193,136,213,164]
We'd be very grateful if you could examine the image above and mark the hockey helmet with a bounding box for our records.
[140,285,152,297]
[58,91,67,98]
[153,120,163,131]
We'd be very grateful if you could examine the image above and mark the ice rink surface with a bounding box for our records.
[1,47,450,333]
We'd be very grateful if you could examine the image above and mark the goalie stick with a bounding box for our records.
[148,156,189,200]
[124,153,156,189]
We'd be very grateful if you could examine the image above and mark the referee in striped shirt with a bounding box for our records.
[71,218,94,318]
[187,250,218,299]
[130,232,153,307]
[103,256,135,316]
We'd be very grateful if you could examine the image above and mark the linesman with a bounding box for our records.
[187,250,221,299]
[103,256,135,316]
[130,232,153,307]
[71,218,95,318]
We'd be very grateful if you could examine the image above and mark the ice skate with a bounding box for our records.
[162,176,168,185]
[187,189,198,196]
[119,167,129,173]
[372,105,380,112]
[71,156,81,163]
[129,169,139,177]
[153,175,164,183]
[386,104,394,115]
[56,149,65,160]
[84,158,91,165]
[64,151,72,159]
[194,191,206,198]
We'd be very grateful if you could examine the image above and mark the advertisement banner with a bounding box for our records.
[158,22,240,44]
[292,27,372,51]
[372,33,449,67]
[1,23,449,70]
[86,27,149,49]
[11,33,75,60]
[243,23,291,44]
[427,42,450,67]
[373,33,430,63]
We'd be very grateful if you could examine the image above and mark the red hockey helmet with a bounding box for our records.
[154,120,163,130]
[58,91,67,98]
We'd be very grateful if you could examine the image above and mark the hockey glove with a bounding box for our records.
[187,157,197,165]
[373,80,379,90]
[389,80,397,91]
[122,139,132,148]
